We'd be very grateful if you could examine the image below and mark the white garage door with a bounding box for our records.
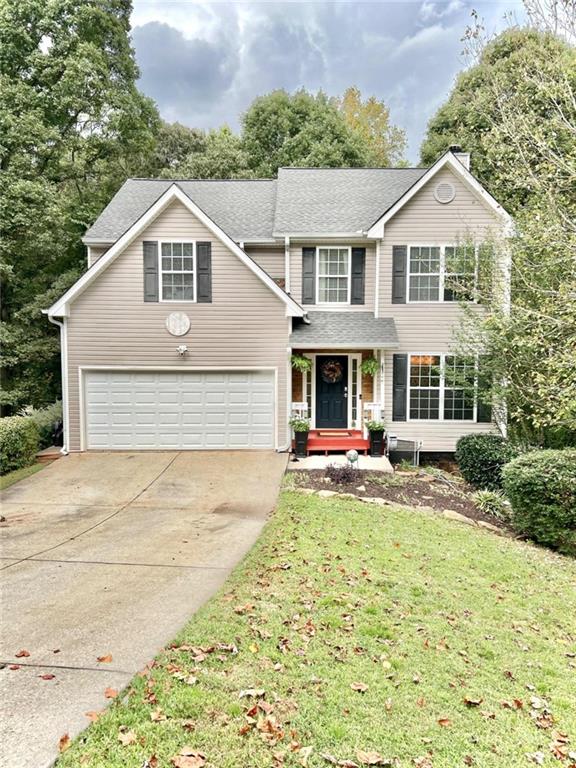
[84,370,275,450]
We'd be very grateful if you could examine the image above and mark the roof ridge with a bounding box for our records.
[277,166,425,171]
[127,177,276,183]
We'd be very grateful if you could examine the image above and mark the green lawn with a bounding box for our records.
[58,491,576,768]
[0,462,44,490]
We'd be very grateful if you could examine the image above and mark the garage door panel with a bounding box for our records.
[84,371,275,450]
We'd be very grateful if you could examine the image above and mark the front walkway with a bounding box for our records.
[0,451,286,768]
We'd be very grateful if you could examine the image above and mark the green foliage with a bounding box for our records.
[360,357,379,377]
[472,489,511,521]
[0,416,40,473]
[21,401,62,449]
[455,434,518,489]
[152,121,205,175]
[0,0,160,410]
[171,126,254,180]
[241,89,371,177]
[365,419,386,432]
[290,354,312,373]
[502,449,576,555]
[288,416,310,433]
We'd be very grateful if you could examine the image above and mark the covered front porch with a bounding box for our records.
[289,312,399,456]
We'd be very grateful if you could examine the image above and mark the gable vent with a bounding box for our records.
[434,181,456,204]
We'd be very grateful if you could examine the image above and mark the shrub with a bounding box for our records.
[0,416,40,474]
[455,434,518,489]
[21,401,62,449]
[472,489,511,521]
[325,463,356,484]
[502,449,576,556]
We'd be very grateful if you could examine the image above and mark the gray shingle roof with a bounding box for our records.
[291,312,398,348]
[84,179,277,242]
[83,167,427,243]
[273,167,426,235]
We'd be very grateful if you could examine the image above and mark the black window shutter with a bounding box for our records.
[392,354,408,421]
[392,245,407,304]
[197,242,212,303]
[476,356,493,422]
[302,247,316,304]
[143,241,158,302]
[350,248,366,305]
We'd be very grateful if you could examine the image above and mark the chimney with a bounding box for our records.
[449,144,470,171]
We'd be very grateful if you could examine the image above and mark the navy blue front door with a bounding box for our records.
[316,356,348,428]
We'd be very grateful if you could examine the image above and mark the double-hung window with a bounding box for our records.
[408,244,477,303]
[409,354,476,421]
[160,242,195,302]
[317,247,350,303]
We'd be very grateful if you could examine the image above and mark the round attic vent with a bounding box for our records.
[434,181,456,204]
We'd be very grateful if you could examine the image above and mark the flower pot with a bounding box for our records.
[294,430,309,458]
[369,430,385,457]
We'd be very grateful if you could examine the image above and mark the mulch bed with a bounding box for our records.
[288,468,509,530]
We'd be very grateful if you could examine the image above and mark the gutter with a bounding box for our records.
[44,312,69,455]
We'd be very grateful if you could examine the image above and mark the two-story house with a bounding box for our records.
[45,149,511,455]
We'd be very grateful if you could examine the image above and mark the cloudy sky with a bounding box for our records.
[131,0,525,163]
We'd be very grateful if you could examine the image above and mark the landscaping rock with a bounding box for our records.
[317,489,338,498]
[338,492,357,499]
[356,485,366,492]
[442,509,476,525]
[363,497,392,506]
[477,520,502,533]
[297,488,316,495]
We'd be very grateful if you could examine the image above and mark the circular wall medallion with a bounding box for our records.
[165,312,190,337]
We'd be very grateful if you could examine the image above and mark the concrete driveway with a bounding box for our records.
[0,451,286,768]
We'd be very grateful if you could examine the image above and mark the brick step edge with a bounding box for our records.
[36,446,62,463]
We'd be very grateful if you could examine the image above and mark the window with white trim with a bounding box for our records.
[160,242,195,301]
[408,244,477,303]
[409,354,476,421]
[317,247,350,303]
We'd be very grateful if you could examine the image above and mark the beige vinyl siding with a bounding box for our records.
[87,246,109,268]
[378,167,503,450]
[244,246,285,280]
[289,243,376,311]
[66,201,290,451]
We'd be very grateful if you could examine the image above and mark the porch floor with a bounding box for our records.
[294,429,371,456]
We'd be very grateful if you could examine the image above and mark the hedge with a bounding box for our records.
[455,433,518,489]
[0,416,40,474]
[502,449,576,556]
[22,401,62,449]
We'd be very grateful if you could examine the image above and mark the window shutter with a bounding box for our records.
[143,241,159,302]
[350,248,366,305]
[392,354,408,421]
[477,356,493,423]
[302,247,316,304]
[392,245,407,304]
[197,242,212,303]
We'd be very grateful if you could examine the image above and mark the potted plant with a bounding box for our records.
[289,416,311,458]
[291,354,312,373]
[365,419,386,457]
[360,356,379,377]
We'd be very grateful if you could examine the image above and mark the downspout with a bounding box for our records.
[374,239,380,318]
[284,236,291,294]
[46,314,69,455]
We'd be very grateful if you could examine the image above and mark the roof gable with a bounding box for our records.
[47,184,304,318]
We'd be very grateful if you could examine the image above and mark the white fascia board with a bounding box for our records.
[274,232,367,240]
[47,184,304,318]
[367,152,514,238]
[292,342,399,350]
[82,237,115,246]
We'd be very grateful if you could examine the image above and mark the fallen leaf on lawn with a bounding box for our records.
[239,688,266,698]
[118,728,137,746]
[416,697,426,708]
[501,699,523,710]
[413,758,433,768]
[463,697,483,707]
[104,687,118,699]
[234,603,254,615]
[39,674,55,680]
[356,749,394,765]
[437,718,452,727]
[249,643,260,653]
[85,711,101,722]
[143,757,159,768]
[300,746,314,766]
[526,752,545,765]
[350,682,369,693]
[463,757,474,766]
[97,654,113,663]
[58,734,71,753]
[9,665,20,671]
[170,747,206,768]
[321,755,359,767]
[15,650,30,658]
[182,720,195,732]
[480,711,496,720]
[150,708,166,722]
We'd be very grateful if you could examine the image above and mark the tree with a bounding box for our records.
[241,89,370,177]
[336,87,406,166]
[0,0,159,410]
[429,17,576,445]
[165,126,253,179]
[152,121,206,175]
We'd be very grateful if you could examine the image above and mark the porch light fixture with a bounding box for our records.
[176,344,188,356]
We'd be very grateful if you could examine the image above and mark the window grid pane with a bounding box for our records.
[351,358,358,425]
[444,245,476,302]
[318,247,349,303]
[161,242,195,301]
[444,355,475,420]
[409,355,441,420]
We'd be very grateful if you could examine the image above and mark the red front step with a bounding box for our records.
[293,429,370,456]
